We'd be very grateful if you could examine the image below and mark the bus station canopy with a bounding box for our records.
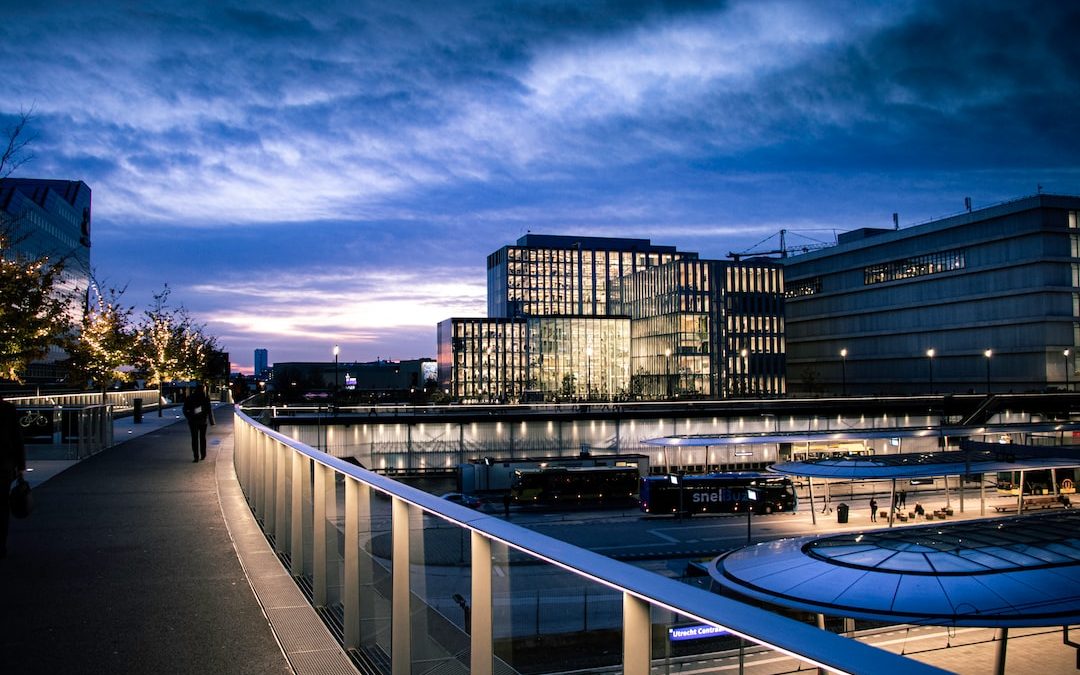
[767,442,1080,480]
[709,510,1080,627]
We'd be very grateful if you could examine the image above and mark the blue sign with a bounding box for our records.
[668,624,730,641]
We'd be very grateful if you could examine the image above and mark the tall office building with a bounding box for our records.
[486,234,695,318]
[440,234,785,401]
[782,193,1080,394]
[254,348,268,379]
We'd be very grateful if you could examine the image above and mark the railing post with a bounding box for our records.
[291,451,306,575]
[274,442,288,553]
[623,592,651,675]
[254,431,266,523]
[313,461,330,606]
[344,477,361,649]
[392,496,412,674]
[264,437,277,535]
[471,531,493,675]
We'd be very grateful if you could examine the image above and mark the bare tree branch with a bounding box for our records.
[1,106,37,178]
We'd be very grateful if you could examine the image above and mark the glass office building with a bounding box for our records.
[525,316,630,400]
[614,259,786,398]
[438,318,526,402]
[487,234,694,318]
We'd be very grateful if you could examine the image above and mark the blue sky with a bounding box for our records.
[3,0,1079,373]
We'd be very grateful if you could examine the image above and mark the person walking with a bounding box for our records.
[898,489,907,508]
[869,497,878,522]
[182,383,215,462]
[1,399,27,559]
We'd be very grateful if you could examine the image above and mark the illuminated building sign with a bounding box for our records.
[668,624,730,641]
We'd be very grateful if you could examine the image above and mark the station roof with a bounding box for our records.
[767,448,1080,480]
[710,510,1080,627]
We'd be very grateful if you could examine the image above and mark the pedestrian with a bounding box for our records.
[869,497,878,522]
[503,492,511,518]
[898,489,907,508]
[182,383,215,462]
[1,398,27,559]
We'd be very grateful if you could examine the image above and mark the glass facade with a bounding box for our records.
[614,259,786,398]
[525,316,630,401]
[487,234,694,318]
[437,318,526,402]
[864,249,965,285]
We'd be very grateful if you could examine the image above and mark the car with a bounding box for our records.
[439,492,483,509]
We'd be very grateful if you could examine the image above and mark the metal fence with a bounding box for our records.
[232,407,948,675]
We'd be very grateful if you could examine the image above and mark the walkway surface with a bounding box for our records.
[0,406,340,674]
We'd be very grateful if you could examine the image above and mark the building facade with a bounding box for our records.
[486,234,694,318]
[782,194,1080,395]
[254,348,268,380]
[613,258,786,398]
[440,234,786,402]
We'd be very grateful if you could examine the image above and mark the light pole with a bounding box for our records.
[840,348,848,396]
[740,348,748,397]
[926,348,935,393]
[984,349,992,394]
[587,347,596,399]
[1066,349,1072,391]
[333,344,339,404]
[664,348,672,399]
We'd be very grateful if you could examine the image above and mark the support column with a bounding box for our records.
[471,531,493,675]
[888,478,896,528]
[994,627,1008,675]
[623,593,651,675]
[807,476,816,526]
[392,497,412,674]
[1017,469,1025,514]
[980,476,986,517]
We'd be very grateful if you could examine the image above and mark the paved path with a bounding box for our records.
[0,407,300,674]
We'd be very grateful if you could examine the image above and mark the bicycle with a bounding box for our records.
[19,409,50,428]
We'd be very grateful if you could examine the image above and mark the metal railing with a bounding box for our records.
[232,408,948,675]
[5,389,162,412]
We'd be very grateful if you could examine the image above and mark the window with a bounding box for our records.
[864,249,965,285]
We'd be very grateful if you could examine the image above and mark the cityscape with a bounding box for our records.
[3,2,1080,674]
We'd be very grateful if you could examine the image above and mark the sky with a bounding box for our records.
[2,0,1079,374]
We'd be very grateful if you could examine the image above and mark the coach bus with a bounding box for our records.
[640,472,797,516]
[510,466,640,507]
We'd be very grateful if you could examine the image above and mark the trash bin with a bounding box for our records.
[837,503,849,524]
[133,398,143,424]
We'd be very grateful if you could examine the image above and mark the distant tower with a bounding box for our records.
[254,349,268,379]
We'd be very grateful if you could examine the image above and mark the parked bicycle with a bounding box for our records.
[19,409,50,428]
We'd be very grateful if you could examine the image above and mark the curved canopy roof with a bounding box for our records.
[767,448,1080,480]
[710,510,1080,627]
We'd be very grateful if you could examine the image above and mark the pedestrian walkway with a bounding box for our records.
[0,406,351,674]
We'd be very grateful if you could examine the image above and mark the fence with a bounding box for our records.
[232,407,947,675]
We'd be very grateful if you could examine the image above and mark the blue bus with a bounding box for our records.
[639,472,797,516]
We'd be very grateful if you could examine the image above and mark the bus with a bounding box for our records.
[639,472,797,516]
[510,466,640,507]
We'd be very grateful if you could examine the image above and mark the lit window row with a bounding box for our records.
[864,249,965,285]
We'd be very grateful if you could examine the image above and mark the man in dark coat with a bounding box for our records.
[1,399,27,559]
[182,383,215,462]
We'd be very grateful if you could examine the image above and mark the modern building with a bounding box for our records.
[0,178,92,381]
[613,258,786,398]
[440,234,786,401]
[272,358,436,400]
[781,194,1080,395]
[253,348,268,380]
[486,234,694,318]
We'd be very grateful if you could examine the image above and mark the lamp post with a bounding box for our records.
[840,348,848,396]
[926,348,935,393]
[740,348,748,397]
[664,348,672,399]
[585,345,593,401]
[1066,349,1072,392]
[333,344,340,404]
[984,349,992,394]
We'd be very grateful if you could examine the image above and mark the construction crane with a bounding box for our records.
[728,229,833,261]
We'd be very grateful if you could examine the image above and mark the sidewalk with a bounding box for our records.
[0,407,329,674]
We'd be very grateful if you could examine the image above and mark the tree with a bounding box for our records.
[0,230,72,382]
[1,108,35,178]
[136,285,218,413]
[66,279,136,396]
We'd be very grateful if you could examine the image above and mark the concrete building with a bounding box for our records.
[782,194,1080,395]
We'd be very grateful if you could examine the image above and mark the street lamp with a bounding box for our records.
[1066,349,1072,391]
[664,348,672,399]
[840,348,848,396]
[740,348,748,397]
[984,349,992,394]
[585,345,593,401]
[333,344,340,404]
[926,348,935,393]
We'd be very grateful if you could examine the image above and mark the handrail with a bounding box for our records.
[233,407,948,674]
[4,389,161,410]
